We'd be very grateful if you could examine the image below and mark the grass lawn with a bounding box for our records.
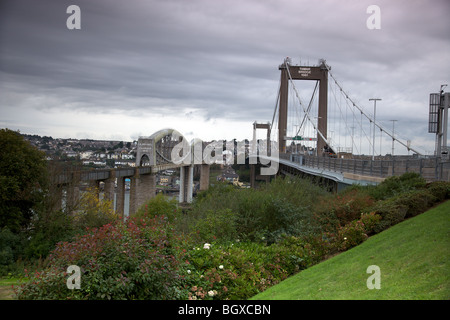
[0,277,23,300]
[252,200,450,300]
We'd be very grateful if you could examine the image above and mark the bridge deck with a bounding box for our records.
[281,153,450,183]
[252,153,449,187]
[55,163,186,185]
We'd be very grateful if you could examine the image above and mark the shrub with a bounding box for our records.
[318,189,375,226]
[190,177,325,243]
[0,227,23,272]
[334,220,368,251]
[260,197,316,244]
[325,211,381,252]
[311,208,340,235]
[277,236,314,271]
[134,193,180,223]
[371,188,436,233]
[15,215,188,300]
[184,242,268,300]
[190,209,239,242]
[190,179,319,244]
[184,241,310,300]
[193,183,236,211]
[368,172,427,200]
[261,176,328,209]
[371,197,409,233]
[73,187,118,230]
[426,181,450,203]
[300,233,335,265]
[359,212,382,235]
[396,189,436,218]
[0,129,49,234]
[232,189,268,242]
[24,209,75,260]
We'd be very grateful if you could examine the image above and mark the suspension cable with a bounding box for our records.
[297,80,319,137]
[271,79,281,131]
[324,65,423,155]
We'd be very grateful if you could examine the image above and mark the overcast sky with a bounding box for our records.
[1,0,449,155]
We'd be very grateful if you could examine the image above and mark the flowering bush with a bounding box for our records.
[320,189,375,226]
[335,220,368,251]
[181,239,319,300]
[15,215,188,300]
[359,211,382,235]
[331,212,381,252]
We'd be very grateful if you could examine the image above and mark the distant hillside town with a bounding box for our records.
[21,133,251,188]
[22,133,137,168]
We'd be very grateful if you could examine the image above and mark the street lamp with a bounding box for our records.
[390,120,398,156]
[369,98,381,160]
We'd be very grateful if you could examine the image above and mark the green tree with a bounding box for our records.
[72,186,117,230]
[0,129,48,233]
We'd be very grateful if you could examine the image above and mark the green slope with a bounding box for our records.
[252,200,450,300]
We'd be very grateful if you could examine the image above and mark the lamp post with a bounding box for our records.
[390,120,397,156]
[293,124,299,153]
[369,98,381,160]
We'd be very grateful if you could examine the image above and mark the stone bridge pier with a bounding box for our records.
[179,165,194,203]
[199,164,210,191]
[129,173,157,215]
[57,128,214,218]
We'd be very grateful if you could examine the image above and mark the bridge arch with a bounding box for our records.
[136,128,191,166]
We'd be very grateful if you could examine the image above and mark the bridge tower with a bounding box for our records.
[278,58,328,155]
[136,137,154,166]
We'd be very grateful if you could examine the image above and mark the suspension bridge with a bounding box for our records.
[251,58,450,190]
[57,58,449,216]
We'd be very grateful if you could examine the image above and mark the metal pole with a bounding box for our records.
[369,98,381,160]
[443,93,449,155]
[390,120,397,156]
[437,85,447,157]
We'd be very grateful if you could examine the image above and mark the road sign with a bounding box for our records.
[288,136,317,141]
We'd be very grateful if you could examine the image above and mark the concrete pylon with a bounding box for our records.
[116,176,125,219]
[104,170,116,203]
[179,165,194,203]
[129,170,156,215]
[199,164,210,191]
[65,186,80,214]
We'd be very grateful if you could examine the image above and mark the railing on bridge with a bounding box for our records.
[54,165,174,186]
[280,153,450,182]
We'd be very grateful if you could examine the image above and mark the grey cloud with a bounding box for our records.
[0,0,449,152]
